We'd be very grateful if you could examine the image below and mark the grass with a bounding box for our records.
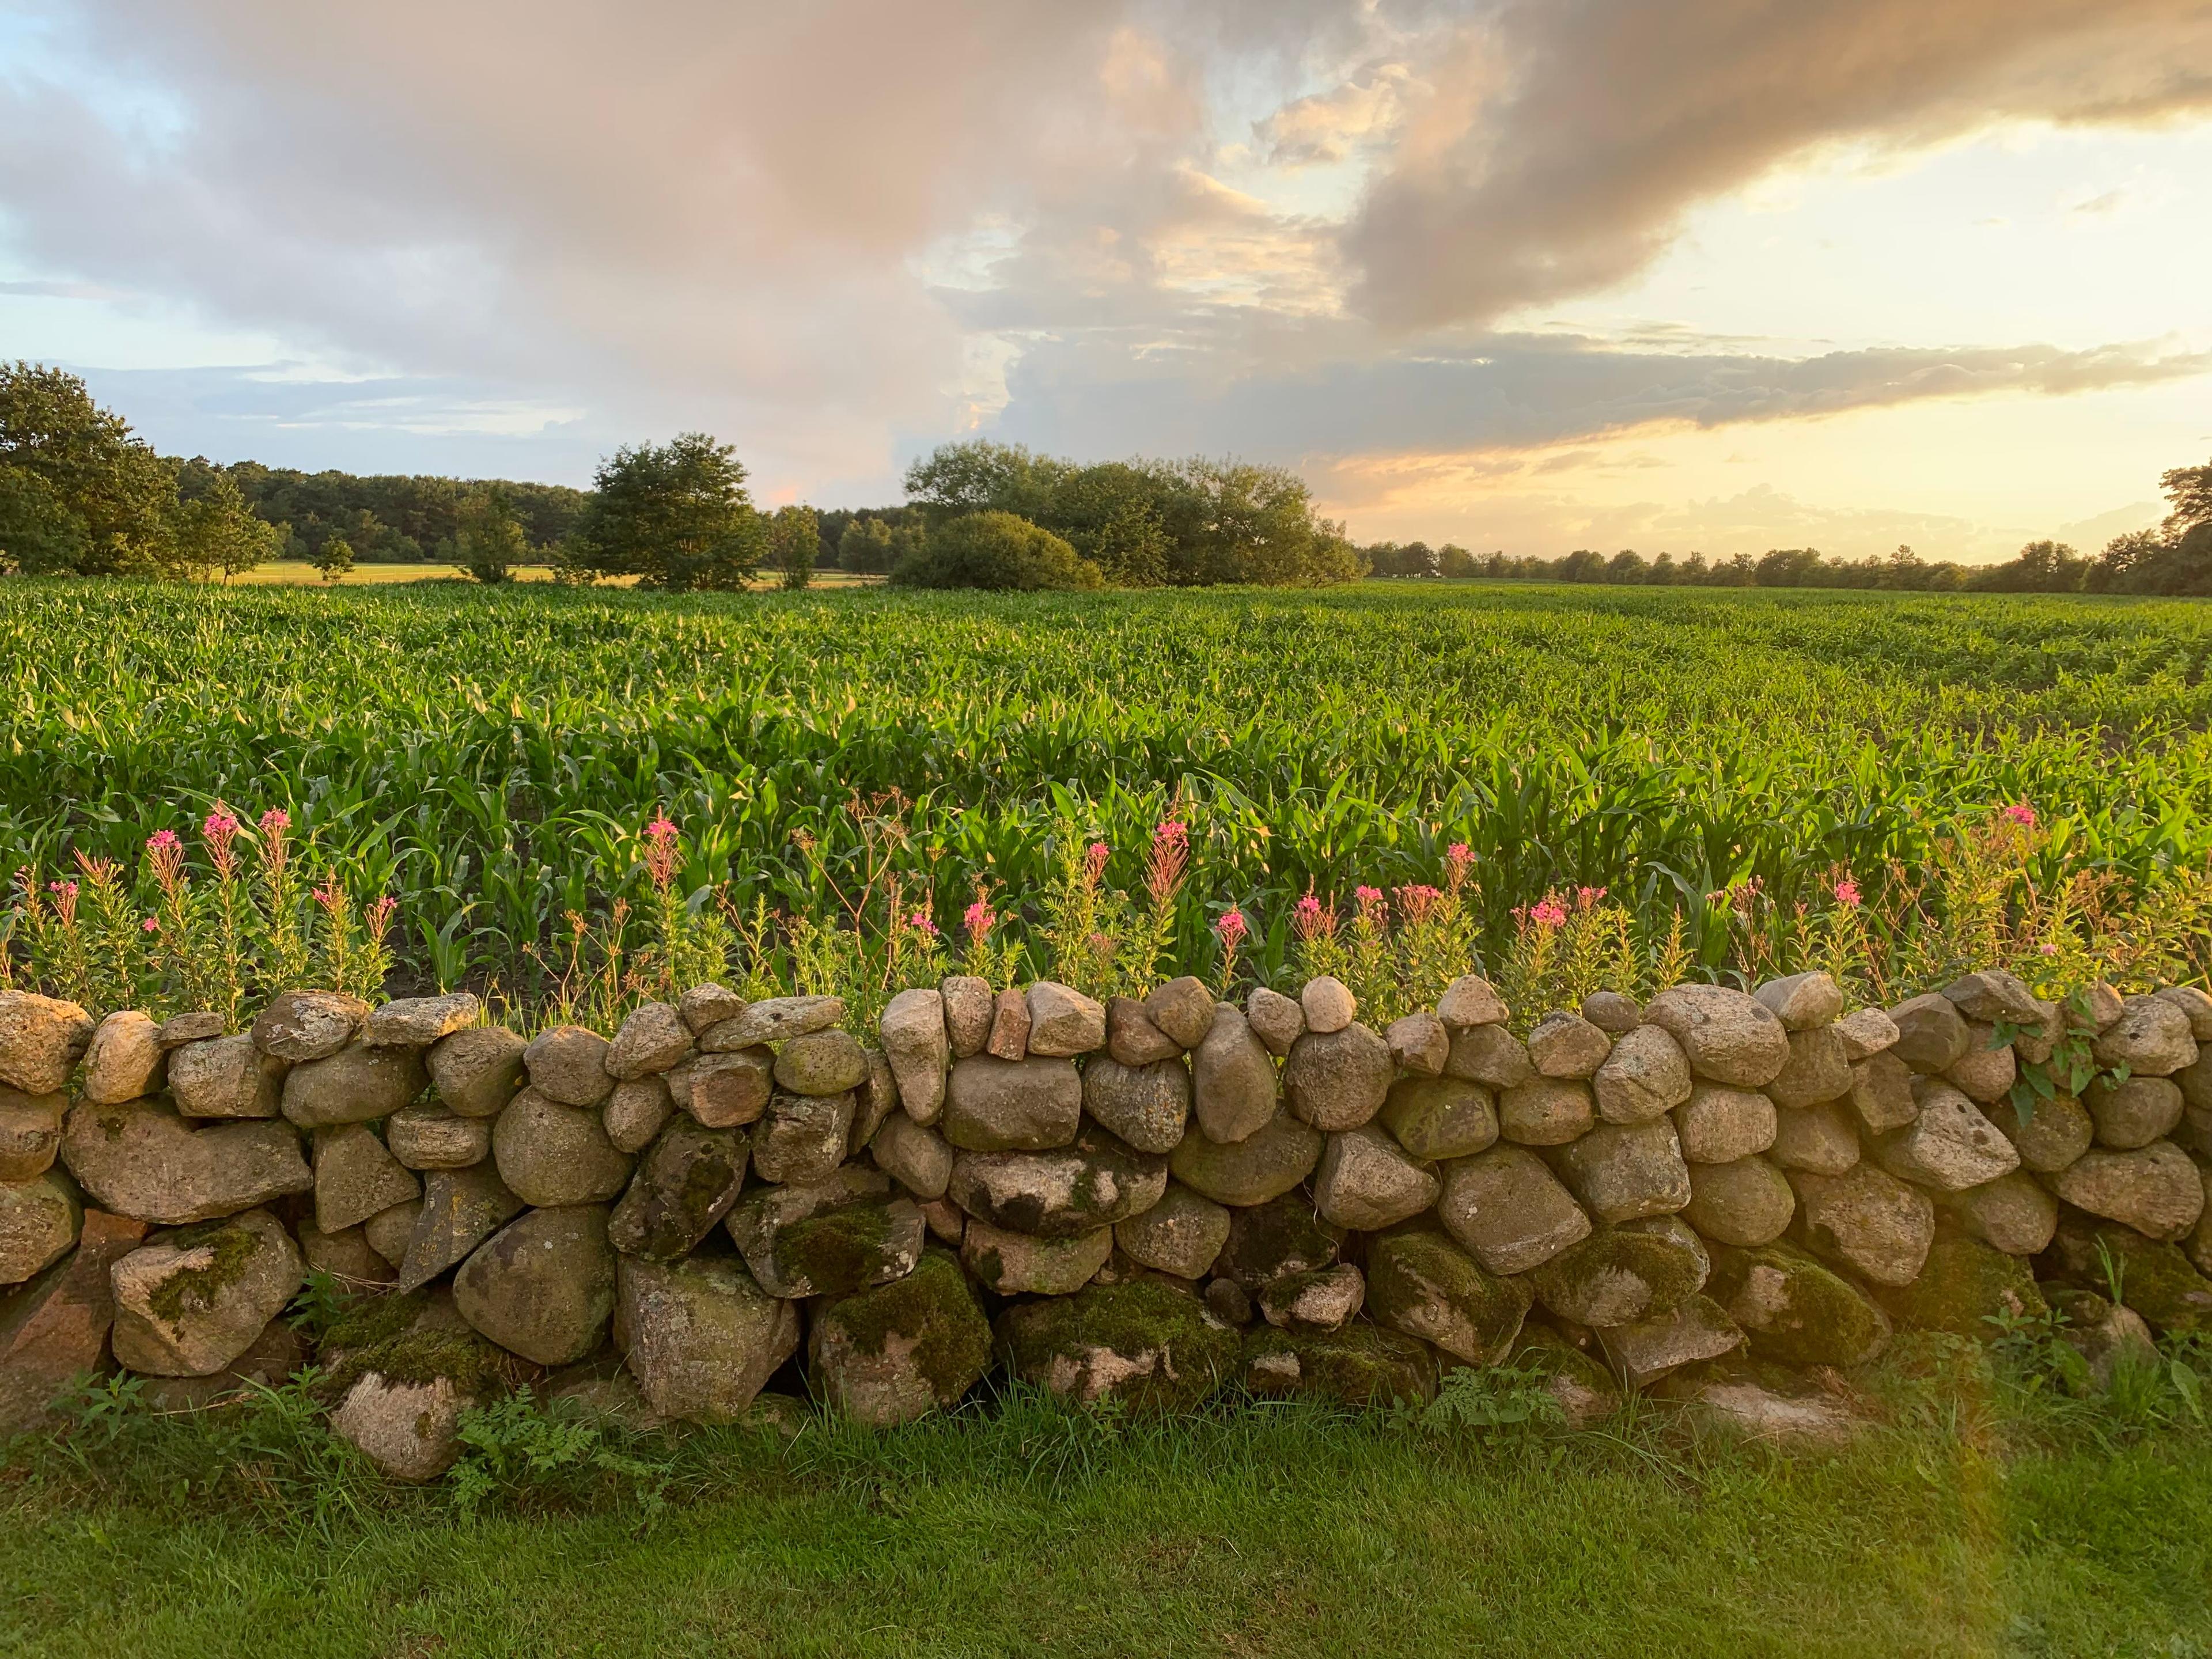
[5,1343,2211,1657]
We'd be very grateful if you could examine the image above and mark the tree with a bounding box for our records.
[2161,456,2212,535]
[172,470,282,582]
[312,536,355,582]
[903,440,1069,525]
[891,511,1103,590]
[575,433,764,591]
[0,362,176,574]
[457,488,528,584]
[1969,539,2087,593]
[838,515,896,575]
[1438,543,1476,578]
[766,504,820,590]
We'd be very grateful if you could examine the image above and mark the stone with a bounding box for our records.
[61,1097,311,1225]
[1312,1125,1440,1230]
[0,995,93,1114]
[605,1001,694,1079]
[1025,980,1106,1056]
[109,1207,302,1376]
[1889,993,1972,1072]
[1941,1168,2059,1255]
[1941,968,2043,1025]
[396,1164,528,1291]
[1551,1119,1691,1223]
[873,1111,956,1199]
[1509,1325,1620,1427]
[2094,994,2199,1077]
[1366,1228,1532,1365]
[453,1203,617,1365]
[297,1218,393,1286]
[751,1089,857,1184]
[1105,997,1181,1066]
[986,987,1031,1059]
[1445,1022,1535,1089]
[2050,1142,2204,1240]
[1593,1024,1691,1123]
[774,1027,869,1096]
[948,1126,1168,1240]
[1437,1145,1591,1274]
[2043,1216,2212,1335]
[1945,1023,2017,1105]
[1204,1277,1253,1325]
[2044,1285,2160,1389]
[1676,1082,1777,1164]
[849,1047,897,1157]
[1528,1011,1612,1080]
[281,1041,427,1130]
[332,1372,468,1482]
[521,1024,615,1107]
[679,1048,775,1128]
[1283,1022,1393,1131]
[1385,1010,1450,1076]
[362,1199,422,1267]
[1581,991,1642,1036]
[1240,1322,1438,1407]
[313,1123,421,1233]
[544,1355,666,1430]
[1770,1100,1862,1175]
[1531,1216,1709,1328]
[1378,1074,1498,1161]
[1596,1293,1744,1386]
[1081,1055,1191,1154]
[939,977,993,1059]
[1846,1051,1919,1135]
[1,1171,79,1285]
[0,1087,64,1181]
[1876,1232,2046,1338]
[880,988,950,1125]
[1259,1263,1365,1334]
[1766,1025,1854,1111]
[0,1210,146,1435]
[1873,1085,2019,1192]
[942,1055,1082,1152]
[1244,986,1306,1056]
[364,992,482,1050]
[1684,1156,1797,1247]
[168,1033,283,1119]
[250,990,369,1062]
[1999,1092,2094,1172]
[2012,1002,2063,1065]
[425,1024,528,1118]
[617,1254,801,1422]
[1300,975,1356,1034]
[2155,984,2212,1040]
[1142,977,1217,1051]
[1498,1077,1595,1145]
[809,1247,992,1425]
[1165,1110,1323,1206]
[679,983,746,1035]
[1653,1358,1863,1450]
[1114,1181,1230,1279]
[153,1012,225,1048]
[1191,1004,1278,1143]
[2196,1166,2212,1278]
[607,1117,749,1260]
[1790,1165,1935,1286]
[1437,975,1509,1029]
[1214,1193,1342,1291]
[995,1278,1238,1411]
[699,995,847,1053]
[728,1167,925,1298]
[384,1100,491,1169]
[1836,1006,1902,1063]
[1755,971,1845,1031]
[2085,1074,2185,1150]
[1643,984,1790,1088]
[604,1075,676,1153]
[80,1011,165,1104]
[1709,1241,1891,1368]
[963,1219,1112,1294]
[491,1087,634,1207]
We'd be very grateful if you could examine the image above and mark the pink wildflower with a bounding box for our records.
[964,897,996,942]
[366,893,397,942]
[1146,819,1189,906]
[1576,885,1607,910]
[1291,890,1336,944]
[142,915,159,933]
[146,829,180,851]
[642,814,680,892]
[146,828,185,893]
[1834,876,1862,908]
[1086,841,1111,884]
[47,878,74,897]
[2002,802,2037,829]
[202,806,241,878]
[1446,842,1473,868]
[1395,883,1443,926]
[909,910,938,937]
[259,807,291,834]
[1529,897,1568,930]
[1216,908,1249,948]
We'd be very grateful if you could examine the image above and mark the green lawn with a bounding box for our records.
[6,1355,2210,1659]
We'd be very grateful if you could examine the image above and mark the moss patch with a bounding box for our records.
[1707,1243,1891,1369]
[1240,1322,1437,1408]
[144,1219,262,1323]
[995,1279,1237,1412]
[1877,1233,2046,1339]
[1365,1229,1533,1365]
[1529,1226,1707,1327]
[773,1200,902,1297]
[1217,1195,1342,1291]
[817,1249,990,1404]
[2043,1219,2212,1336]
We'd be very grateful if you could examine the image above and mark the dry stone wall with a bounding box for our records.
[5,967,2211,1478]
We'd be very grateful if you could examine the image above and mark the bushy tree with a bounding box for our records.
[457,488,528,584]
[890,511,1103,590]
[173,471,283,582]
[838,515,896,575]
[576,433,765,591]
[312,536,355,582]
[0,362,176,574]
[766,503,820,590]
[1438,543,1476,578]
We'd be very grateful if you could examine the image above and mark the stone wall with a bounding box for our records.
[4,968,2210,1478]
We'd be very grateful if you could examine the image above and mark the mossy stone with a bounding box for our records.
[1365,1227,1533,1365]
[1239,1320,1437,1407]
[1215,1194,1342,1292]
[771,1197,926,1299]
[2041,1214,2212,1336]
[1874,1232,2046,1339]
[318,1289,526,1399]
[995,1278,1237,1411]
[1506,1325,1619,1427]
[1529,1219,1707,1328]
[1706,1241,1890,1368]
[605,1117,748,1262]
[809,1247,992,1425]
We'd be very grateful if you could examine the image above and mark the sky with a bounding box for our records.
[2,1,2209,562]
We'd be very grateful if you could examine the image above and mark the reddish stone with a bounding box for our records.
[0,1210,148,1435]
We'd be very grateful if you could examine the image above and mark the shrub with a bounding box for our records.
[891,512,1103,592]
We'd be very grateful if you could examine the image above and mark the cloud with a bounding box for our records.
[1349,0,2212,328]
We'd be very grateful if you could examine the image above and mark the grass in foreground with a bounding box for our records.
[3,1338,2210,1658]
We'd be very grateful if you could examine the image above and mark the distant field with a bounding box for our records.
[226,560,889,588]
[2,578,2207,994]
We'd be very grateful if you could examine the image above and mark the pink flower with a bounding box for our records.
[909,910,938,936]
[1529,897,1568,929]
[645,814,678,845]
[202,809,239,839]
[1576,885,1607,910]
[2040,942,2059,956]
[142,915,159,933]
[1446,843,1473,868]
[259,807,291,834]
[1086,841,1111,884]
[1355,885,1384,905]
[1145,819,1189,906]
[146,830,180,852]
[202,806,241,878]
[366,894,397,940]
[1834,877,1862,908]
[964,898,996,942]
[2001,802,2037,829]
[1291,891,1336,944]
[642,815,680,892]
[1153,819,1188,854]
[1217,908,1249,947]
[47,878,75,897]
[1395,883,1443,925]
